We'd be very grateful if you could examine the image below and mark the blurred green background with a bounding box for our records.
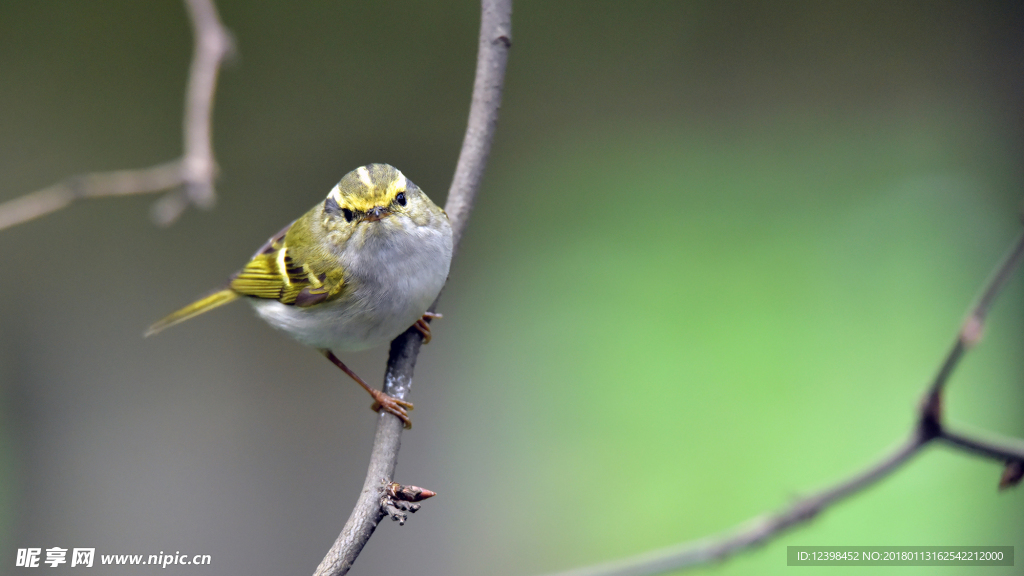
[1,1,1022,575]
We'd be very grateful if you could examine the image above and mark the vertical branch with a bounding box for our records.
[312,1,512,575]
[444,0,514,252]
[152,0,235,224]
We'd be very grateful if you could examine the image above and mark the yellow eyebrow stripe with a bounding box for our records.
[325,164,409,212]
[390,172,407,195]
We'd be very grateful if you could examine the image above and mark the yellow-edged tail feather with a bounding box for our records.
[145,289,240,337]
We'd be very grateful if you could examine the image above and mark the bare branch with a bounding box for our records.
[924,229,1024,405]
[545,435,925,576]
[0,0,233,232]
[940,427,1024,463]
[311,2,512,575]
[154,0,234,225]
[536,225,1024,576]
[0,162,183,230]
[444,0,514,252]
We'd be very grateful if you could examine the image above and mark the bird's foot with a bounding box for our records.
[370,390,415,429]
[323,348,414,428]
[413,311,443,344]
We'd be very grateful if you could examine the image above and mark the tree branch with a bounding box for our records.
[311,2,512,575]
[546,435,926,576]
[940,427,1024,463]
[539,226,1024,576]
[924,227,1024,405]
[0,0,233,232]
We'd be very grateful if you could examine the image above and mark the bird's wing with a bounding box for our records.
[229,219,346,307]
[145,219,348,337]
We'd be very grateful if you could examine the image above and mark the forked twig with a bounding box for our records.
[0,0,233,231]
[539,228,1024,576]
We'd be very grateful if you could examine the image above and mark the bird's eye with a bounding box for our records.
[395,192,407,207]
[341,208,354,222]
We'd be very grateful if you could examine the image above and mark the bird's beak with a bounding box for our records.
[363,206,391,222]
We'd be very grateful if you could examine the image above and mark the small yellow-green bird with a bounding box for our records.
[147,164,453,427]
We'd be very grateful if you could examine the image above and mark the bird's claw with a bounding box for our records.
[370,392,415,429]
[413,312,442,344]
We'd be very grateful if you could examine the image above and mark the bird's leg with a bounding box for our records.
[321,350,414,429]
[413,311,443,344]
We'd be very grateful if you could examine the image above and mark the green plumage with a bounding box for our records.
[146,164,441,348]
[146,206,348,336]
[145,163,454,429]
[229,216,347,306]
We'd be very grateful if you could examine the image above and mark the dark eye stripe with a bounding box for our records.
[325,196,355,222]
[324,196,342,216]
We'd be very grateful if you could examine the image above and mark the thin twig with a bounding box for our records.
[0,163,184,230]
[443,0,514,254]
[545,435,925,576]
[940,428,1024,463]
[311,2,512,576]
[924,229,1024,405]
[0,0,233,232]
[537,225,1024,576]
[153,0,234,224]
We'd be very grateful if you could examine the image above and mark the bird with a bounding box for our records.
[147,164,453,428]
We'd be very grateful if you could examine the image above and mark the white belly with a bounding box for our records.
[249,217,452,352]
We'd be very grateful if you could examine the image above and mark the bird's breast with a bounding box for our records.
[251,216,453,351]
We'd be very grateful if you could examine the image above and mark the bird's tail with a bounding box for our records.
[145,288,239,337]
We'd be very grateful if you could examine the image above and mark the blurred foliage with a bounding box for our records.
[0,1,1021,575]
